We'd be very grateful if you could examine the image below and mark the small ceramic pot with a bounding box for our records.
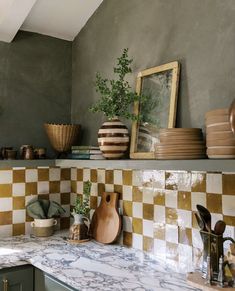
[31,218,57,237]
[31,218,57,228]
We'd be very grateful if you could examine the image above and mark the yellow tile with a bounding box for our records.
[178,227,192,245]
[165,172,178,190]
[154,190,165,205]
[13,170,25,183]
[105,170,114,184]
[0,184,12,197]
[61,193,70,205]
[223,215,235,226]
[49,181,60,193]
[206,193,222,213]
[166,207,178,225]
[60,217,70,229]
[178,191,191,211]
[13,197,25,210]
[13,223,25,236]
[26,213,33,222]
[77,169,83,181]
[114,185,123,200]
[0,211,12,225]
[143,203,154,220]
[90,196,98,209]
[71,181,77,193]
[123,201,132,217]
[123,170,132,186]
[123,231,132,247]
[98,183,105,196]
[143,236,153,252]
[38,168,49,181]
[38,194,49,200]
[154,225,165,240]
[132,186,143,202]
[192,211,200,229]
[26,182,37,195]
[91,169,97,183]
[222,174,235,195]
[61,168,70,180]
[132,217,143,234]
[191,172,206,192]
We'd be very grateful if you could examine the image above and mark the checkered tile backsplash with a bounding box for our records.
[0,167,71,236]
[0,166,234,272]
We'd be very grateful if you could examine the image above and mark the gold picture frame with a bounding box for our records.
[130,61,180,159]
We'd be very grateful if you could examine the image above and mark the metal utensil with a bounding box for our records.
[229,99,235,134]
[195,212,205,230]
[214,220,226,235]
[196,204,212,232]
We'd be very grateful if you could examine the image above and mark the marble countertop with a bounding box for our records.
[0,231,200,291]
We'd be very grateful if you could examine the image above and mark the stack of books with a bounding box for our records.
[69,146,105,160]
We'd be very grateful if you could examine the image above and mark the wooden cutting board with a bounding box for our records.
[90,192,121,244]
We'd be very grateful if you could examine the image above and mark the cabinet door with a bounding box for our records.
[0,265,34,291]
[35,268,77,291]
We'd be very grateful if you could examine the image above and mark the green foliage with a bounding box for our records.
[89,48,142,120]
[72,180,91,217]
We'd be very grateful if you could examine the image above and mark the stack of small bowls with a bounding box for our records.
[205,108,235,158]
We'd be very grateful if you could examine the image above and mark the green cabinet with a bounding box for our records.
[34,268,77,291]
[0,265,34,291]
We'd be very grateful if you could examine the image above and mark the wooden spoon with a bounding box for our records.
[229,99,235,134]
[214,220,226,235]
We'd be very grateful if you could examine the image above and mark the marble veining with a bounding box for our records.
[0,231,200,291]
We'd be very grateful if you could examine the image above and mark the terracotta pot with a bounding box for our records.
[98,118,129,159]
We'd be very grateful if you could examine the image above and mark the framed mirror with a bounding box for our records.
[130,61,180,159]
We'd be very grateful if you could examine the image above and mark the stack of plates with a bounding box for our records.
[156,128,206,159]
[206,108,235,158]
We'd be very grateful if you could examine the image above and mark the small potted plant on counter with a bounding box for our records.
[69,180,91,241]
[89,48,145,159]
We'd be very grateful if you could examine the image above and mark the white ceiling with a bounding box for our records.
[0,0,103,43]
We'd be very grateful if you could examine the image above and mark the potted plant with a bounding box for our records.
[69,180,91,241]
[89,48,141,159]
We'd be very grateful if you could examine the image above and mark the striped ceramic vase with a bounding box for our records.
[98,118,129,159]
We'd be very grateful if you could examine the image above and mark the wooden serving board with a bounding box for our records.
[90,192,121,244]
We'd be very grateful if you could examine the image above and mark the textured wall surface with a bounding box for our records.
[72,0,235,145]
[0,31,72,157]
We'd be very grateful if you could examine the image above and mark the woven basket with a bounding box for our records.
[44,123,80,153]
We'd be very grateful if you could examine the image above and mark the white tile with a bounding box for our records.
[60,181,71,193]
[83,168,90,181]
[49,193,61,204]
[177,209,192,228]
[113,170,122,185]
[91,183,98,196]
[123,186,132,201]
[178,244,193,272]
[206,173,222,194]
[123,216,132,232]
[12,183,26,196]
[211,213,223,229]
[152,170,165,189]
[133,202,143,218]
[154,239,166,260]
[25,222,32,235]
[165,224,178,244]
[71,168,76,181]
[178,172,191,192]
[49,168,61,181]
[89,209,95,220]
[132,233,143,250]
[118,200,123,215]
[143,219,153,238]
[97,169,105,184]
[154,205,165,223]
[165,190,177,208]
[25,195,37,206]
[37,181,49,194]
[97,196,101,206]
[132,170,143,187]
[0,225,12,237]
[0,170,12,183]
[191,192,206,211]
[192,228,203,249]
[223,225,235,251]
[222,195,235,216]
[143,170,154,187]
[76,182,83,194]
[105,184,114,192]
[25,169,38,182]
[0,198,12,211]
[70,193,77,206]
[13,209,25,224]
[143,187,154,204]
